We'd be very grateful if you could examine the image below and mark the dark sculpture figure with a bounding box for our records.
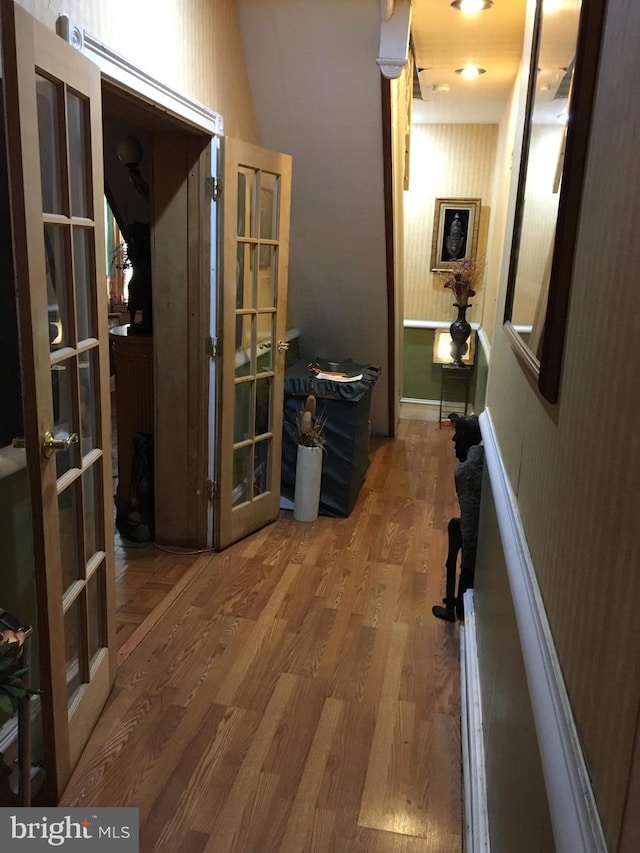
[115,433,155,542]
[126,221,152,335]
[445,212,465,260]
[433,414,484,622]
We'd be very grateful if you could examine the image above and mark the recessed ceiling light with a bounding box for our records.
[450,0,493,12]
[455,65,487,79]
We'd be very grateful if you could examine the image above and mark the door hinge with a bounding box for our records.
[206,336,220,359]
[206,479,218,502]
[205,176,223,201]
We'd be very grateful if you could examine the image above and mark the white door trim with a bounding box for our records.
[56,14,223,136]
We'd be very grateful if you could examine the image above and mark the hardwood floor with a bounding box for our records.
[62,419,463,852]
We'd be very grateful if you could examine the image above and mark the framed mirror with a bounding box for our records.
[504,0,608,403]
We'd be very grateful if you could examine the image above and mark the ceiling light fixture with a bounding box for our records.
[455,65,487,79]
[450,0,493,12]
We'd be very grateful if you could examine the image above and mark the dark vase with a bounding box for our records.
[449,303,471,366]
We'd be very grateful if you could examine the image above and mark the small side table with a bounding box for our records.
[439,364,473,425]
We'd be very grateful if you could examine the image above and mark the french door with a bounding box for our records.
[1,0,115,800]
[216,139,292,548]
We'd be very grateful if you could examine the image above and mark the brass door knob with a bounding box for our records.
[42,430,79,458]
[277,340,289,352]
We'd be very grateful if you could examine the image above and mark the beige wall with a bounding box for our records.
[389,62,412,424]
[481,67,528,348]
[403,124,498,325]
[511,123,563,327]
[17,0,258,142]
[236,0,390,435]
[483,0,640,846]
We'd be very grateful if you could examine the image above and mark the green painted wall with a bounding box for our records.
[403,327,483,414]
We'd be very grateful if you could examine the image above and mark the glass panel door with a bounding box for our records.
[1,0,115,800]
[217,139,292,548]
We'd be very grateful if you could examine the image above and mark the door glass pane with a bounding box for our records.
[232,446,251,507]
[36,75,63,215]
[257,323,273,372]
[236,242,255,311]
[67,91,89,218]
[64,596,82,703]
[254,438,271,496]
[257,247,276,308]
[235,315,254,377]
[237,167,256,237]
[59,482,80,593]
[255,376,272,437]
[73,227,95,341]
[87,569,105,663]
[79,347,98,455]
[51,358,77,476]
[234,380,253,443]
[259,173,278,240]
[45,224,70,351]
[82,463,103,562]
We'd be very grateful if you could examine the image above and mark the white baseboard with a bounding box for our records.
[460,590,491,853]
[399,398,440,421]
[479,409,607,853]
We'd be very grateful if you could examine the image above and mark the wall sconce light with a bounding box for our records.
[455,65,487,79]
[450,0,493,12]
[433,328,476,365]
[117,134,150,202]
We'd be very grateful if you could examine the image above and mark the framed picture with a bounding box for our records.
[430,197,481,272]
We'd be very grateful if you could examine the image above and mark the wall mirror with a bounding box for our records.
[504,0,608,403]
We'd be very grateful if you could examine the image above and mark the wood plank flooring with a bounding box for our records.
[62,419,463,852]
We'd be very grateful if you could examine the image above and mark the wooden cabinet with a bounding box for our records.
[109,326,154,515]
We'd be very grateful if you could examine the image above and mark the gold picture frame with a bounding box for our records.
[430,197,481,272]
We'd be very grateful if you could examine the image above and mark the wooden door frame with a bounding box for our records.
[152,132,214,548]
[59,17,224,550]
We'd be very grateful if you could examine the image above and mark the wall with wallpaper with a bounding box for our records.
[479,0,640,847]
[404,123,498,325]
[17,0,257,142]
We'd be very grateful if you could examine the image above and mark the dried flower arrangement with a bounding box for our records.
[0,629,38,719]
[442,255,485,307]
[296,394,326,448]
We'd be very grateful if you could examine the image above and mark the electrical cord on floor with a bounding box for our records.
[153,543,217,555]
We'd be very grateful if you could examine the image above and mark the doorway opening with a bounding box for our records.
[100,83,213,652]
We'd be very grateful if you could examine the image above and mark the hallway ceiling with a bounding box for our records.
[410,0,528,123]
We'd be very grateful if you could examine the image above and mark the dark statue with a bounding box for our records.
[115,433,155,542]
[433,414,484,622]
[126,221,152,335]
[445,212,465,260]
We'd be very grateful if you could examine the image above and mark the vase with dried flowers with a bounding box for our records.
[442,256,485,366]
[294,394,326,522]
